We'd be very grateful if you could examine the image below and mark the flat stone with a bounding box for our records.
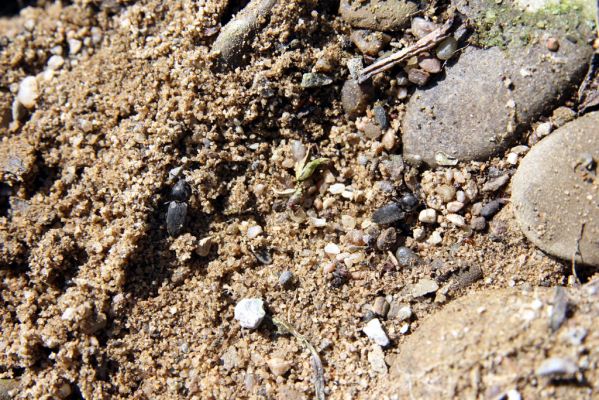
[411,278,439,297]
[512,112,599,267]
[234,298,266,329]
[363,318,390,346]
[402,0,593,166]
[367,344,388,374]
[339,0,419,32]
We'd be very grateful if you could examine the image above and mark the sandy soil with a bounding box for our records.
[0,1,597,399]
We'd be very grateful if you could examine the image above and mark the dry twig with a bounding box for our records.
[358,17,456,84]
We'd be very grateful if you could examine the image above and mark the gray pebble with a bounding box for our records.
[341,79,374,118]
[373,104,389,129]
[480,199,506,219]
[407,68,430,86]
[301,73,333,88]
[376,227,397,251]
[482,174,509,192]
[396,246,420,268]
[411,278,439,298]
[470,216,486,231]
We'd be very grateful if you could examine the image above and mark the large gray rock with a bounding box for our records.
[512,112,599,267]
[402,0,593,166]
[339,0,420,32]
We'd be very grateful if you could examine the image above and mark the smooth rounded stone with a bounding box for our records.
[341,79,374,118]
[435,37,457,60]
[396,246,420,267]
[339,0,420,32]
[350,30,390,56]
[470,216,487,231]
[372,203,405,225]
[278,270,293,287]
[234,298,266,329]
[411,17,438,38]
[435,184,456,203]
[480,199,506,219]
[418,57,442,74]
[17,76,39,109]
[418,208,437,224]
[267,357,292,376]
[512,112,599,267]
[402,17,593,166]
[536,357,578,377]
[363,318,390,346]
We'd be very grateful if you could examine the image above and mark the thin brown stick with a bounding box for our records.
[358,17,455,84]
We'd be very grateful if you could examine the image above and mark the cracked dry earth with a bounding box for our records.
[0,0,598,399]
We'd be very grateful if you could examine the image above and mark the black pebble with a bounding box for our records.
[372,203,405,225]
[171,179,191,202]
[167,201,188,236]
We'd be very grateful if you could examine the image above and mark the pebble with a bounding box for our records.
[247,225,263,239]
[234,298,266,329]
[411,278,439,298]
[395,246,420,268]
[413,227,426,241]
[435,184,456,203]
[480,199,505,219]
[324,242,341,256]
[512,111,599,267]
[196,236,213,256]
[446,201,464,213]
[396,305,412,321]
[535,122,553,138]
[536,357,578,377]
[470,216,486,231]
[68,38,82,54]
[427,230,442,245]
[402,34,592,166]
[267,357,292,376]
[339,0,418,31]
[418,57,442,74]
[418,208,437,224]
[301,73,333,88]
[329,183,346,194]
[360,121,382,139]
[372,203,405,225]
[278,270,293,287]
[373,296,390,317]
[407,68,430,86]
[482,174,509,192]
[435,37,457,60]
[376,227,397,251]
[506,152,518,165]
[346,57,364,80]
[381,130,396,151]
[367,344,388,374]
[17,76,39,109]
[47,55,65,70]
[350,30,390,56]
[446,213,465,227]
[546,37,560,52]
[373,104,389,129]
[411,17,438,38]
[363,318,390,347]
[341,79,374,118]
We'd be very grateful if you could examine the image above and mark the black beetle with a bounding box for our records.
[166,179,191,237]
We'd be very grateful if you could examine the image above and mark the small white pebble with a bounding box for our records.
[47,55,65,70]
[536,121,552,137]
[17,76,39,109]
[446,213,465,227]
[363,318,390,347]
[446,201,464,213]
[507,152,518,165]
[341,189,354,200]
[399,323,410,334]
[324,242,341,256]
[427,230,443,245]
[455,190,466,203]
[418,208,437,224]
[68,38,83,55]
[329,183,345,194]
[506,389,522,400]
[247,225,263,239]
[234,298,265,329]
[413,227,426,241]
[341,215,356,230]
[310,217,327,228]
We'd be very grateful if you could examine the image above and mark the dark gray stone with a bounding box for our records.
[339,0,420,32]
